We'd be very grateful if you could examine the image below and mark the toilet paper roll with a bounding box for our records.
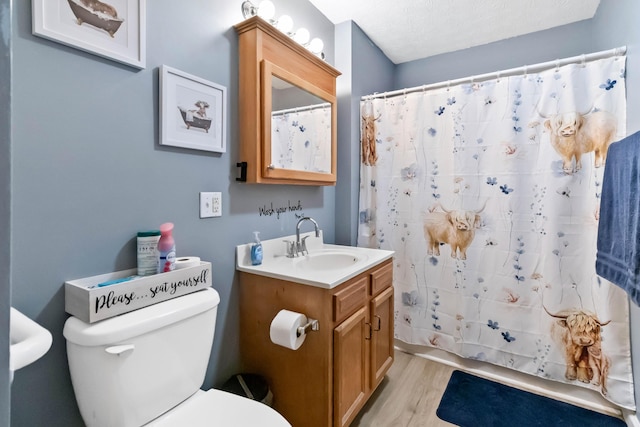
[174,256,201,270]
[270,309,307,350]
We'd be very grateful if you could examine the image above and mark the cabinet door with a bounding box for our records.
[334,306,368,427]
[370,286,394,389]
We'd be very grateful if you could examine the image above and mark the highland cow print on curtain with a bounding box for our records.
[358,55,635,409]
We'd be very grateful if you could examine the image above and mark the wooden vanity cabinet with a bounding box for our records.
[238,258,394,427]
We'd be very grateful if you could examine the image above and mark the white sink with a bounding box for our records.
[10,307,53,381]
[236,232,393,289]
[294,250,368,271]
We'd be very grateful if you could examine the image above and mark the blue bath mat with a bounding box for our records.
[436,370,625,427]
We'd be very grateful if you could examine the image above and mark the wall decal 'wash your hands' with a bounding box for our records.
[258,200,304,219]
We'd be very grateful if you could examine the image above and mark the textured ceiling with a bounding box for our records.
[308,0,600,64]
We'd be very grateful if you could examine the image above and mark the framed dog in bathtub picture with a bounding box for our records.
[32,0,146,69]
[159,65,227,153]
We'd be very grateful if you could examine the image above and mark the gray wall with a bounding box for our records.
[335,21,394,246]
[1,0,10,425]
[9,1,335,425]
[394,20,594,89]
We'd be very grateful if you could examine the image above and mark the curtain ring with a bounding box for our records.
[496,71,501,83]
[447,80,451,91]
[523,66,528,77]
[581,54,586,67]
[555,59,560,72]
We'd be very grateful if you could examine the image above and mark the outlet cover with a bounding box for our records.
[200,192,222,218]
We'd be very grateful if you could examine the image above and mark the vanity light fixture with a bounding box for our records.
[241,0,275,20]
[241,0,257,18]
[240,0,325,59]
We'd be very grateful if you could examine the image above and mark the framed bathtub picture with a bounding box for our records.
[159,65,227,153]
[32,0,146,69]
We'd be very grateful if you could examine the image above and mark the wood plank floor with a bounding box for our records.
[351,349,457,427]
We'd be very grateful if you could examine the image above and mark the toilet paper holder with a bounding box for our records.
[296,318,319,338]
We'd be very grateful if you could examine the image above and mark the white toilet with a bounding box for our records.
[63,287,291,427]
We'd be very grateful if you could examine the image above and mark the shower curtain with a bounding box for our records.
[358,55,635,409]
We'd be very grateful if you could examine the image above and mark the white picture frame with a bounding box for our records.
[32,0,146,69]
[159,65,227,153]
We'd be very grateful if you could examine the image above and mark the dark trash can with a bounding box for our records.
[221,373,273,407]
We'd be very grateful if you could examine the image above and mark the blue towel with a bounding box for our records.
[596,131,640,305]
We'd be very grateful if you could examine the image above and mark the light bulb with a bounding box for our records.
[257,0,275,20]
[276,15,293,33]
[293,28,310,45]
[308,38,324,54]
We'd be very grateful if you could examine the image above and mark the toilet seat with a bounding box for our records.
[146,388,291,427]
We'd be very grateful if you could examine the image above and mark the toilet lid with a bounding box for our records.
[146,389,291,427]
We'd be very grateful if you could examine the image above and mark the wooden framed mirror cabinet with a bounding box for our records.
[235,16,341,185]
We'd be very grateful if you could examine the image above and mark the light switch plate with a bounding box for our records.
[200,192,222,218]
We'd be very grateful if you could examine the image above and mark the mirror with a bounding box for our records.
[262,60,337,182]
[270,76,332,173]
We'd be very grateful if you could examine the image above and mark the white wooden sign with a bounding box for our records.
[65,262,211,323]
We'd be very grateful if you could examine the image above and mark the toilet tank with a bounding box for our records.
[63,287,220,427]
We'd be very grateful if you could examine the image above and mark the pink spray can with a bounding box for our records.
[157,222,176,273]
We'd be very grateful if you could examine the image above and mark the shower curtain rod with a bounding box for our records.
[361,46,626,101]
[271,102,331,116]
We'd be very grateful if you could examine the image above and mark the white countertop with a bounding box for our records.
[235,231,394,289]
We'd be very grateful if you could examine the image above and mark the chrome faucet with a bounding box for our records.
[288,217,319,257]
